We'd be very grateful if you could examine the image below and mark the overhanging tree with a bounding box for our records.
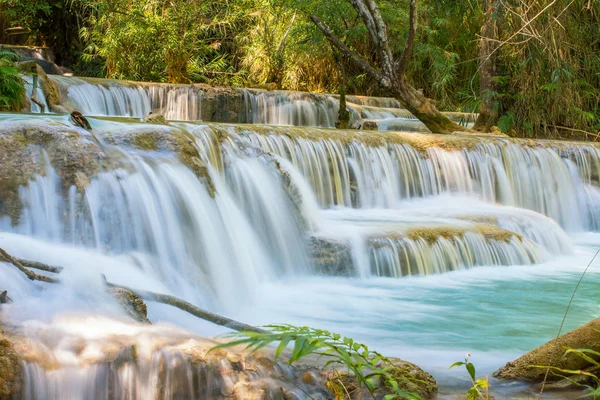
[308,0,464,134]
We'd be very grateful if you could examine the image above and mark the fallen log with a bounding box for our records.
[104,280,267,334]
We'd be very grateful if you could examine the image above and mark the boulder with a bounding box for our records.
[495,318,600,382]
[309,236,355,276]
[361,120,379,131]
[141,113,167,125]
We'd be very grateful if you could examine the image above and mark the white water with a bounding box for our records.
[1,112,600,398]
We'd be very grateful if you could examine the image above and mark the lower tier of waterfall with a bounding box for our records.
[0,113,599,399]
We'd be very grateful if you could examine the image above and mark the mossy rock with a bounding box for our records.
[326,357,437,400]
[0,327,21,400]
[495,318,600,382]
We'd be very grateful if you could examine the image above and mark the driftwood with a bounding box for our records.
[0,246,263,333]
[14,257,63,273]
[0,248,58,283]
[105,280,267,334]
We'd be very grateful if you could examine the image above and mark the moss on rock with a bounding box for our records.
[495,318,600,382]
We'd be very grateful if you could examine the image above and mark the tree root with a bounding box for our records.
[0,246,263,333]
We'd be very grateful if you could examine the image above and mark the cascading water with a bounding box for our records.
[2,102,600,399]
[47,75,473,130]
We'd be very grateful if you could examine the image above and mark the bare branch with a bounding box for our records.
[309,14,390,88]
[397,0,417,77]
[0,248,58,283]
[105,281,267,334]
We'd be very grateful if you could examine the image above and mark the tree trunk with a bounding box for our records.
[474,0,502,131]
[310,0,467,134]
[335,54,350,129]
[391,80,463,133]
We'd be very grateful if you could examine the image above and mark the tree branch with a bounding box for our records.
[0,246,265,333]
[105,281,268,334]
[0,248,58,283]
[397,0,417,77]
[309,14,390,88]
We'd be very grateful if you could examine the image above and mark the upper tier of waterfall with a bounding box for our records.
[40,75,475,131]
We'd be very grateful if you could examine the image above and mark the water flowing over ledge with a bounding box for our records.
[41,75,475,131]
[1,111,599,398]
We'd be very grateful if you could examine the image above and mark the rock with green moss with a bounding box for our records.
[326,357,437,400]
[495,318,600,383]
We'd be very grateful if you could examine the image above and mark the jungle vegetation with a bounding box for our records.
[0,0,598,137]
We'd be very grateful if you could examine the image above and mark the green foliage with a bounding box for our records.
[1,0,598,139]
[449,355,489,400]
[0,51,25,111]
[538,347,600,399]
[212,324,424,400]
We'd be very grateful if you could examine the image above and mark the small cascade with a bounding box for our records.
[22,75,51,113]
[226,124,600,231]
[51,76,152,118]
[12,316,325,400]
[242,89,339,127]
[367,232,540,277]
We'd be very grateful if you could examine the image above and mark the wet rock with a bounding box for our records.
[325,357,437,400]
[309,236,354,276]
[0,291,11,304]
[361,120,379,131]
[141,113,167,125]
[0,327,21,400]
[110,287,150,324]
[495,318,600,382]
[0,119,108,225]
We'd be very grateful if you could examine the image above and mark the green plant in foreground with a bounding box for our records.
[0,50,25,111]
[212,324,423,400]
[449,354,489,400]
[539,347,600,399]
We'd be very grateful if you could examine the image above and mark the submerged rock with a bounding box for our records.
[0,327,21,400]
[495,318,600,382]
[309,236,354,276]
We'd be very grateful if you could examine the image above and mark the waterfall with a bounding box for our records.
[47,76,474,130]
[229,124,600,232]
[1,111,599,398]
